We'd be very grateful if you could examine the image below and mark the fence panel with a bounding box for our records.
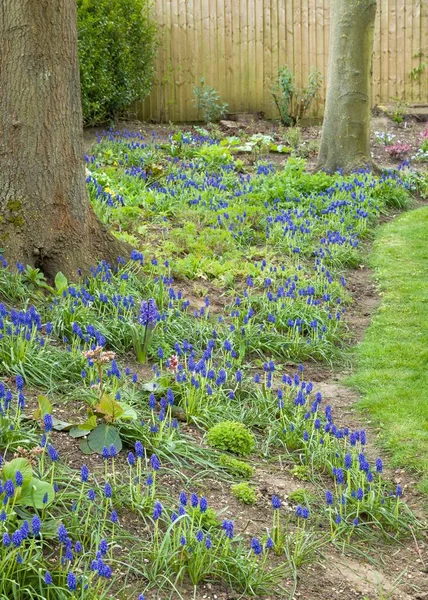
[137,0,428,122]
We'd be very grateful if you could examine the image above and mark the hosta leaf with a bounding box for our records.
[16,478,55,509]
[1,458,33,489]
[87,424,122,454]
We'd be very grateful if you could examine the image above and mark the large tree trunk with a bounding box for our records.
[0,0,127,280]
[317,0,377,173]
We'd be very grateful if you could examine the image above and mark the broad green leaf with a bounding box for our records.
[87,424,122,454]
[16,478,55,509]
[33,395,52,421]
[54,271,68,293]
[118,403,138,421]
[51,417,73,431]
[2,458,33,490]
[95,394,124,421]
[79,438,93,454]
[69,415,97,438]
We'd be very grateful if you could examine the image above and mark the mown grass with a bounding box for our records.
[351,206,428,494]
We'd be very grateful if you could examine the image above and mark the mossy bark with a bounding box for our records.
[0,0,127,279]
[317,0,377,173]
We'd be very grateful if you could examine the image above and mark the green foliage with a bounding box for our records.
[388,98,407,125]
[219,454,254,479]
[288,488,316,506]
[193,78,228,123]
[207,421,255,456]
[77,0,156,125]
[271,66,322,126]
[231,482,257,504]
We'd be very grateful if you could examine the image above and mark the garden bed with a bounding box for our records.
[1,122,427,600]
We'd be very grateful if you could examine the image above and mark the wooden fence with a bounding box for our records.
[137,0,428,122]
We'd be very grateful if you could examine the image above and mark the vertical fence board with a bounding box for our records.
[139,0,428,122]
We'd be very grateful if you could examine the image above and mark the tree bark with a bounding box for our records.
[0,0,127,280]
[317,0,377,173]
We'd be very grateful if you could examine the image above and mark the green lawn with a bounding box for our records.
[351,206,428,494]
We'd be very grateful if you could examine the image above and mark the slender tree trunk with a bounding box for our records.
[317,0,377,173]
[0,0,127,279]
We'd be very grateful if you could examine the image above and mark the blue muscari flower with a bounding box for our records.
[104,482,112,498]
[205,535,212,549]
[295,505,303,518]
[88,489,95,501]
[146,474,153,486]
[357,488,364,501]
[395,485,402,498]
[344,454,352,470]
[153,501,163,520]
[150,454,161,471]
[81,464,89,482]
[148,394,156,409]
[335,514,342,524]
[43,414,53,432]
[3,532,11,547]
[58,524,68,543]
[32,515,41,536]
[15,375,24,390]
[375,458,383,473]
[109,444,117,458]
[360,430,366,445]
[135,441,144,458]
[4,479,14,498]
[199,497,208,513]
[66,572,77,591]
[251,537,262,555]
[179,491,187,506]
[15,471,23,487]
[196,530,204,542]
[75,541,82,553]
[44,571,53,585]
[271,495,281,510]
[111,510,118,523]
[47,444,58,462]
[222,519,234,539]
[132,373,138,383]
[180,535,186,546]
[0,510,6,521]
[353,517,359,526]
[99,538,108,555]
[127,452,135,466]
[325,490,333,505]
[12,530,23,548]
[191,493,198,508]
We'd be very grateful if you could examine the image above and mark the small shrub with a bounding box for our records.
[193,78,228,123]
[207,421,255,456]
[231,482,257,505]
[271,66,322,126]
[219,454,254,479]
[385,143,411,160]
[77,0,157,125]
